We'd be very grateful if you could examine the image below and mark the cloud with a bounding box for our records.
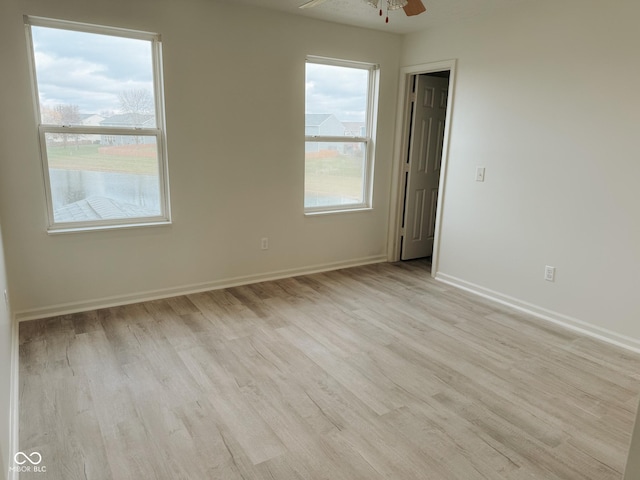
[30,25,373,125]
[31,26,154,114]
[305,63,369,122]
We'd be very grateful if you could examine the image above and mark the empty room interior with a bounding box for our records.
[1,0,640,478]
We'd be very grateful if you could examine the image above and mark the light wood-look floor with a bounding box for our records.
[19,260,640,479]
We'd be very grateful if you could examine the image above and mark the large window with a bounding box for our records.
[305,57,378,213]
[26,17,170,232]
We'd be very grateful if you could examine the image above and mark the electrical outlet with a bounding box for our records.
[475,167,486,182]
[544,265,555,282]
[261,237,269,250]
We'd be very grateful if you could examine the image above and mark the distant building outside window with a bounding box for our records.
[26,17,171,232]
[304,56,379,213]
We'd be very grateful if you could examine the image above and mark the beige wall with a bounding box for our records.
[0,0,401,316]
[401,0,640,344]
[1,0,640,472]
[0,220,12,479]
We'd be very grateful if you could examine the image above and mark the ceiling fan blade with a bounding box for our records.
[299,0,329,9]
[403,0,426,16]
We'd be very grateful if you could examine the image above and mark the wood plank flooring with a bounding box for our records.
[18,260,640,479]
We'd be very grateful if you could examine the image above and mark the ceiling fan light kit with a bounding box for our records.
[367,0,408,22]
[367,0,408,11]
[299,0,426,22]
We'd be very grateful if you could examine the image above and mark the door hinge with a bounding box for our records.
[410,92,417,103]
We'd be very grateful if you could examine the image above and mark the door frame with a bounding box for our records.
[387,59,457,276]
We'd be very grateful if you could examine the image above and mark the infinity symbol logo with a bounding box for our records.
[14,452,42,465]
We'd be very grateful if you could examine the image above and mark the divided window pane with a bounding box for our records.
[304,142,365,208]
[31,26,157,128]
[27,18,170,231]
[44,133,161,223]
[304,58,377,212]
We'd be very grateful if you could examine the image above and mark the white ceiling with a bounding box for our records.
[223,0,529,34]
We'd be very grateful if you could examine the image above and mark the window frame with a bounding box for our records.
[304,56,379,215]
[25,16,171,233]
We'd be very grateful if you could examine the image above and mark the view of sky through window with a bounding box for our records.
[305,63,368,125]
[28,21,169,229]
[304,60,375,211]
[31,26,155,119]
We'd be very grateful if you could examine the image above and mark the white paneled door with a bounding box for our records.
[401,74,449,261]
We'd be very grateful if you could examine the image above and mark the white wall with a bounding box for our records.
[402,0,640,344]
[0,0,401,316]
[0,220,13,479]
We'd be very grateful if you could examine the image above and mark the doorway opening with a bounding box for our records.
[388,60,456,275]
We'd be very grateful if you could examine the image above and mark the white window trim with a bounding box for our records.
[304,56,379,214]
[25,16,171,233]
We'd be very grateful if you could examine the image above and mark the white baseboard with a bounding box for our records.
[435,272,640,354]
[8,315,19,480]
[15,255,388,322]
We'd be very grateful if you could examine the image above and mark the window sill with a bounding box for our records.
[304,207,373,216]
[47,219,172,235]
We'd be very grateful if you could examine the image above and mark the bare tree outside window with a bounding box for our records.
[42,104,82,147]
[27,18,170,230]
[42,104,81,125]
[118,89,154,126]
